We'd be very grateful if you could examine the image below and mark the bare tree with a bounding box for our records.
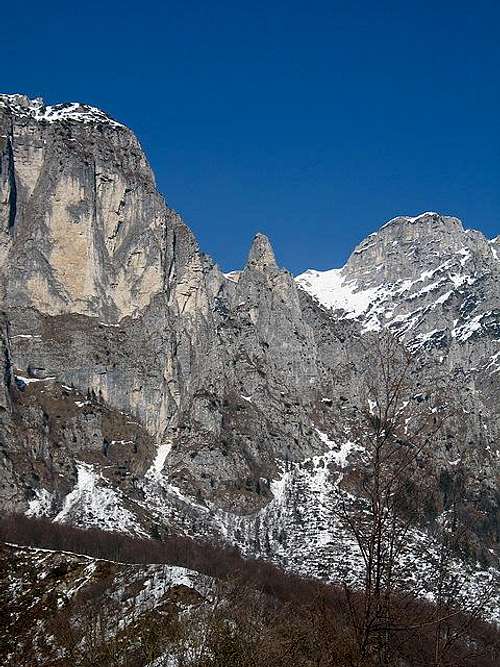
[332,334,454,665]
[329,334,499,667]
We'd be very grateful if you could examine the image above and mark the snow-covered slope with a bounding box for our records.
[0,93,125,127]
[297,212,500,347]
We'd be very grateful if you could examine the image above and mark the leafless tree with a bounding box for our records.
[331,334,467,665]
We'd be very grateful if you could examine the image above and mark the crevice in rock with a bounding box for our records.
[167,227,177,288]
[0,316,14,400]
[7,137,17,231]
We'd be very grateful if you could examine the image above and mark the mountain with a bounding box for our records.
[0,94,498,624]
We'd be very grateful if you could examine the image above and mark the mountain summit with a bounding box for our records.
[247,233,278,269]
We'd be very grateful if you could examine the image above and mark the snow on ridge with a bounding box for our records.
[296,267,380,319]
[296,257,486,341]
[36,102,125,127]
[379,211,465,231]
[381,211,441,229]
[295,222,493,345]
[0,94,125,128]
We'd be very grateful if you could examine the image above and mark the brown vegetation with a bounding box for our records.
[1,515,498,666]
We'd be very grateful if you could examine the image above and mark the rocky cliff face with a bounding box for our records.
[0,95,498,617]
[0,94,174,319]
[297,211,500,484]
[0,94,322,517]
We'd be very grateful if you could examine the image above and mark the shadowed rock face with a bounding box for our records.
[0,95,498,605]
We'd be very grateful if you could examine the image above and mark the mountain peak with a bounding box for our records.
[0,93,125,128]
[247,233,278,270]
[0,93,44,109]
[380,211,464,232]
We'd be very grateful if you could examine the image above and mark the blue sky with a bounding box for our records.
[3,1,500,273]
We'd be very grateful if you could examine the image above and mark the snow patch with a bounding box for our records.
[15,374,56,385]
[0,95,125,128]
[380,212,440,229]
[147,442,172,478]
[223,271,241,283]
[296,268,380,319]
[26,488,54,518]
[55,462,142,533]
[452,313,489,342]
[11,334,41,339]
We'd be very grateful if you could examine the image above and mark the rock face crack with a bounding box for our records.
[6,137,16,231]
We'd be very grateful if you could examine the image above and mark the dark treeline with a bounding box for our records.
[1,514,499,666]
[0,513,334,608]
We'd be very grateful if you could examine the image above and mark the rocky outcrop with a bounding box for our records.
[297,212,500,564]
[163,232,321,511]
[0,94,179,320]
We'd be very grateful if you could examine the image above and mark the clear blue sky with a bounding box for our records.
[4,1,500,273]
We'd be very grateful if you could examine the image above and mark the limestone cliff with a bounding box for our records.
[0,94,322,514]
